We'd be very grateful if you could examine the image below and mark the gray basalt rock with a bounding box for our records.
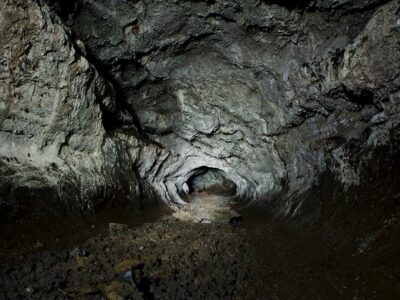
[56,0,400,210]
[0,0,159,212]
[1,0,400,215]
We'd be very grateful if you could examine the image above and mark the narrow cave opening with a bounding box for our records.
[186,167,237,197]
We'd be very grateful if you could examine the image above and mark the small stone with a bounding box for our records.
[34,241,43,248]
[104,280,142,300]
[74,256,89,269]
[229,216,243,225]
[109,223,129,235]
[69,246,88,257]
[200,218,212,224]
[114,259,142,274]
[370,112,388,125]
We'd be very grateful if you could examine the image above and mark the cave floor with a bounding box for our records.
[0,196,399,299]
[240,208,400,299]
[172,192,240,223]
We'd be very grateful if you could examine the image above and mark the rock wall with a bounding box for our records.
[1,0,400,214]
[0,0,160,214]
[50,0,400,207]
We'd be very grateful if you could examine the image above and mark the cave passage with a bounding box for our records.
[1,0,400,299]
[185,167,237,197]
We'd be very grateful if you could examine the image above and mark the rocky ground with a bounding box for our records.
[1,191,399,300]
[172,192,241,223]
[0,214,270,300]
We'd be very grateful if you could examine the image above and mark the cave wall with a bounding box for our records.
[56,0,400,207]
[0,0,161,213]
[1,0,400,214]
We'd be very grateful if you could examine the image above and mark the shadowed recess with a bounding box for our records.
[186,167,237,196]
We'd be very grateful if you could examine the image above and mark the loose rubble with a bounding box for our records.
[0,217,269,299]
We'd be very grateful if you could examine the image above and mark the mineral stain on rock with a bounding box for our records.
[1,0,400,298]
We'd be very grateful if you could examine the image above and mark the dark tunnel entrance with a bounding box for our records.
[186,167,237,197]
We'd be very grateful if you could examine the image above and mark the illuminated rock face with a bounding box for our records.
[0,0,159,212]
[1,0,400,213]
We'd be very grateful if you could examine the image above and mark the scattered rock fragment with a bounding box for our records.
[109,223,129,235]
[114,259,143,274]
[0,217,263,299]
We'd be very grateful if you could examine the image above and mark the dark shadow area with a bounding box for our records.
[45,0,78,20]
[79,52,145,132]
[0,199,171,261]
[191,0,216,5]
[262,0,313,9]
[251,126,400,299]
[327,84,376,106]
[343,87,375,106]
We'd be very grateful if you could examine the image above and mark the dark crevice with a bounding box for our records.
[327,85,376,107]
[44,0,79,21]
[190,0,216,6]
[46,0,146,133]
[342,86,375,106]
[205,12,236,23]
[82,51,144,132]
[262,0,314,10]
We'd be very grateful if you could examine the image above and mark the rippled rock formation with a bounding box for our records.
[1,0,400,215]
